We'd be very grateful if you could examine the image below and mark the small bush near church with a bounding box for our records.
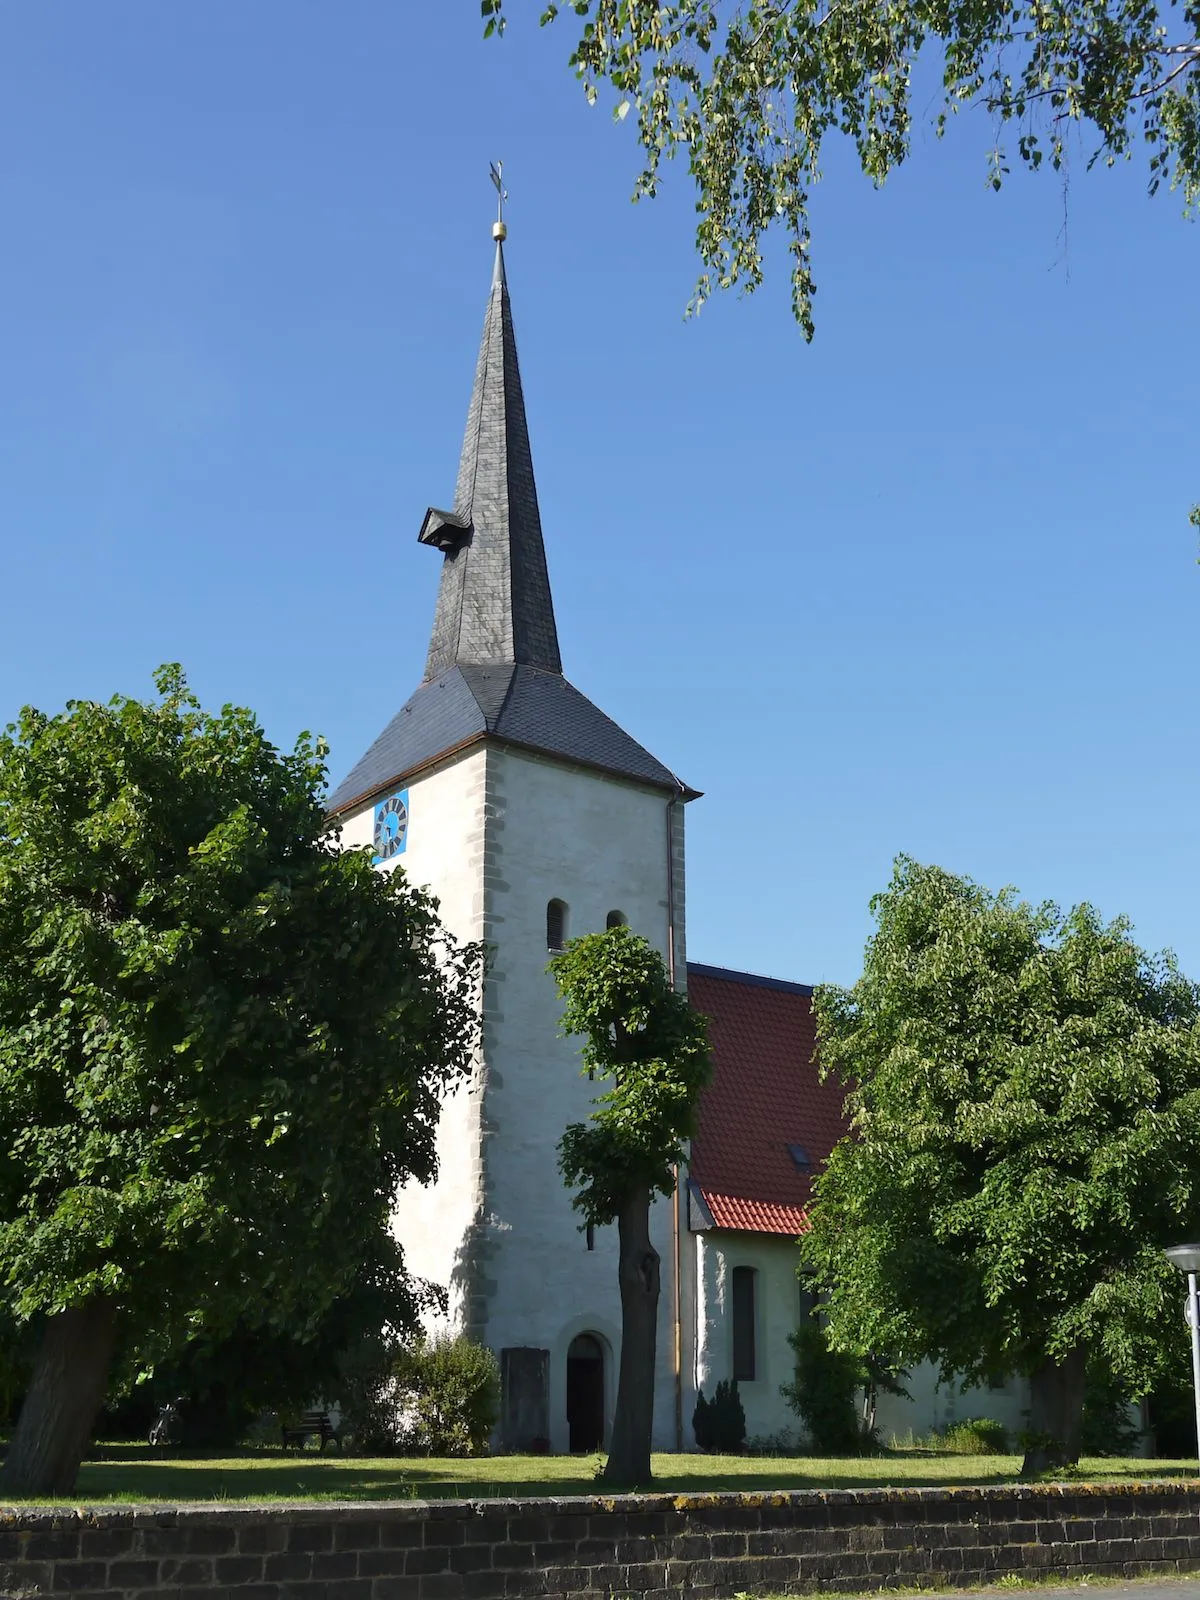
[335,1331,404,1455]
[337,1333,500,1457]
[692,1379,747,1453]
[394,1335,501,1457]
[782,1322,864,1454]
[942,1417,1009,1454]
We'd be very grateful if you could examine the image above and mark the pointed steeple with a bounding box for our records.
[418,233,562,682]
[325,204,697,820]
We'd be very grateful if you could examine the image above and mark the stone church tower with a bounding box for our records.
[326,223,697,1454]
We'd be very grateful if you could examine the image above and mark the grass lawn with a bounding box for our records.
[1,1447,1193,1505]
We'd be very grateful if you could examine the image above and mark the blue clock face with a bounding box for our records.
[372,790,409,864]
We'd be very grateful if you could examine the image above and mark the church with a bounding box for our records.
[324,212,1032,1455]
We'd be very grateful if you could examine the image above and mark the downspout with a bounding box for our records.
[666,778,684,1452]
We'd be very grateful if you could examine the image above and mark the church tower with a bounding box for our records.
[327,215,697,1453]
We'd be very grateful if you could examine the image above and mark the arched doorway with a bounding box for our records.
[566,1333,605,1452]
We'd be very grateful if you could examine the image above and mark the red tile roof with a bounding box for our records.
[702,1192,812,1235]
[687,963,850,1237]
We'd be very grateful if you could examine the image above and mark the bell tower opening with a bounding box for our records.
[566,1333,606,1453]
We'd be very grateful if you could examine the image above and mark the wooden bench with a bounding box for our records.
[281,1411,338,1452]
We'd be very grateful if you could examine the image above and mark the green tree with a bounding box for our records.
[550,925,710,1486]
[0,666,481,1494]
[803,856,1200,1475]
[486,1,1199,337]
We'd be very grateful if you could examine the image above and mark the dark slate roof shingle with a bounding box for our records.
[423,242,562,681]
[327,662,689,814]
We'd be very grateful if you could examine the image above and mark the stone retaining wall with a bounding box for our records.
[3,1480,1200,1600]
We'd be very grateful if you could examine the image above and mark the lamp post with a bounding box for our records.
[1164,1244,1200,1466]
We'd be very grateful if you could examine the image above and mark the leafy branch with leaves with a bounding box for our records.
[486,0,1198,337]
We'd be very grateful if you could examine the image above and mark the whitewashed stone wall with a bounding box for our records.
[691,1228,1036,1450]
[334,748,489,1326]
[338,742,691,1453]
[476,746,686,1453]
[692,1231,805,1444]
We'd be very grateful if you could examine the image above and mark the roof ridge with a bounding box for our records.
[687,962,814,996]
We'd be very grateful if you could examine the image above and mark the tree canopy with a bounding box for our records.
[552,925,710,1485]
[488,0,1199,336]
[803,856,1200,1472]
[0,666,481,1492]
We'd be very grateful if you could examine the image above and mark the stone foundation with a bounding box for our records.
[2,1480,1200,1599]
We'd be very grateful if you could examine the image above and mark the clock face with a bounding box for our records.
[372,790,409,864]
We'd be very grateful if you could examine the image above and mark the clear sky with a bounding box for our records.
[1,4,1196,987]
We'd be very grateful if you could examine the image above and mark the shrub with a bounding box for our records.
[1080,1370,1143,1457]
[335,1330,404,1456]
[781,1321,864,1455]
[394,1335,501,1457]
[692,1379,747,1453]
[942,1416,1009,1454]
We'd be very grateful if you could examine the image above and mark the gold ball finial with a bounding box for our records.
[489,161,508,241]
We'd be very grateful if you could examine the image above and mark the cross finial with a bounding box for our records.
[490,160,508,241]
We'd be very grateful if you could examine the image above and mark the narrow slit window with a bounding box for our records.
[546,899,568,952]
[732,1266,757,1381]
[586,1222,595,1252]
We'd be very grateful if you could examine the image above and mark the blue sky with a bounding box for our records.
[1,4,1196,987]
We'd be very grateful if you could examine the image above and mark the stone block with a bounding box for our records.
[377,1522,424,1550]
[107,1558,160,1588]
[181,1526,238,1556]
[213,1554,265,1584]
[23,1532,81,1561]
[238,1523,290,1555]
[359,1549,410,1578]
[286,1523,334,1553]
[421,1520,466,1549]
[0,1558,52,1594]
[447,1545,494,1575]
[490,1543,533,1570]
[336,1523,382,1552]
[403,1545,453,1576]
[497,1568,549,1597]
[504,1518,550,1544]
[49,1560,108,1590]
[78,1528,135,1559]
[158,1557,214,1585]
[264,1551,315,1581]
[463,1516,508,1547]
[462,1573,505,1600]
[416,1575,465,1600]
[370,1577,421,1600]
[707,1532,748,1559]
[312,1550,361,1580]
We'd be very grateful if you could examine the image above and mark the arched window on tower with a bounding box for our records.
[547,899,569,952]
[606,910,627,929]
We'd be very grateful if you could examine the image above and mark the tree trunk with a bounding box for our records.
[0,1298,118,1496]
[601,1187,659,1489]
[1020,1346,1087,1477]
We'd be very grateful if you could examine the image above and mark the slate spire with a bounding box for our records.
[418,236,562,681]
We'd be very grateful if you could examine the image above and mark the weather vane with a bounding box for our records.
[490,160,508,241]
